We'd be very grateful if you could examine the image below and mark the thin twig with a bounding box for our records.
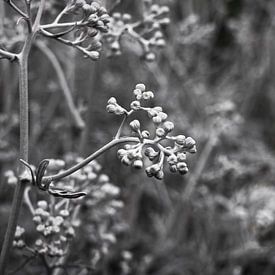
[42,136,140,183]
[0,49,18,62]
[23,186,35,215]
[5,0,28,18]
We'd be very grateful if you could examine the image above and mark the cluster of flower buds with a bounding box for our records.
[103,0,170,61]
[62,159,126,266]
[31,200,77,257]
[106,97,127,115]
[107,83,197,180]
[68,0,110,33]
[13,226,25,249]
[40,1,111,60]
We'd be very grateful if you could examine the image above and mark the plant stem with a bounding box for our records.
[0,1,45,272]
[36,41,85,129]
[43,136,140,184]
[0,49,30,275]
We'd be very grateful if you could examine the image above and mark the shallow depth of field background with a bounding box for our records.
[1,0,275,274]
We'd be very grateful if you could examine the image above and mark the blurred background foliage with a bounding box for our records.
[1,0,275,274]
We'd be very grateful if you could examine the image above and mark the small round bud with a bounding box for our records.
[129,120,141,132]
[163,121,174,132]
[114,106,126,115]
[156,39,166,47]
[132,160,143,169]
[189,146,197,154]
[145,52,156,62]
[122,13,132,22]
[37,200,48,210]
[185,137,196,148]
[141,130,150,138]
[160,18,171,25]
[135,83,146,92]
[169,164,177,173]
[177,153,186,161]
[130,100,141,110]
[154,31,163,39]
[33,216,42,224]
[113,12,121,20]
[86,51,100,60]
[142,91,154,100]
[106,104,116,113]
[159,112,168,121]
[121,156,131,166]
[160,6,170,14]
[117,149,127,158]
[152,115,162,124]
[36,224,45,232]
[60,209,70,217]
[98,174,109,183]
[147,109,158,118]
[155,170,164,180]
[88,14,99,23]
[15,226,25,238]
[35,239,43,246]
[156,127,166,137]
[108,97,117,105]
[176,135,186,145]
[151,4,159,13]
[167,154,177,165]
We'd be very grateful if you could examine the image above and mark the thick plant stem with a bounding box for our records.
[0,50,30,274]
[0,0,46,270]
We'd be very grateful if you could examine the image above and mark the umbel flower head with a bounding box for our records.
[107,83,197,180]
[103,0,170,60]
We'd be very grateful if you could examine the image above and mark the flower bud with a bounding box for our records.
[122,13,132,23]
[159,112,168,121]
[60,209,70,217]
[142,91,154,100]
[37,200,48,210]
[108,97,117,105]
[167,154,177,165]
[117,149,127,158]
[185,137,196,148]
[141,130,150,138]
[177,153,186,161]
[147,109,158,118]
[169,164,177,173]
[114,106,125,115]
[106,104,116,113]
[156,127,166,137]
[130,100,141,110]
[135,83,146,92]
[155,170,164,180]
[152,115,162,124]
[129,120,141,132]
[88,14,99,23]
[132,159,143,169]
[189,146,197,154]
[145,52,156,62]
[163,121,174,132]
[121,156,131,166]
[176,135,186,145]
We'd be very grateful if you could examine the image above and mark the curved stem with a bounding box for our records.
[43,137,140,183]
